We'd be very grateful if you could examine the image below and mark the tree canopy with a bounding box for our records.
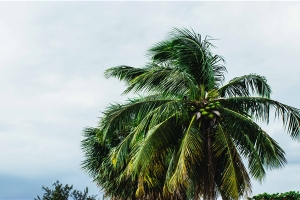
[35,180,98,200]
[81,28,300,200]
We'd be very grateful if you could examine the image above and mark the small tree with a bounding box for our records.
[35,180,98,200]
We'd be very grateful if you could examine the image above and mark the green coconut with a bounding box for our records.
[210,105,216,109]
[205,107,211,110]
[199,108,205,112]
[201,111,208,115]
[208,113,214,119]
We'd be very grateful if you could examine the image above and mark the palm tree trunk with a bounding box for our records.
[202,121,216,200]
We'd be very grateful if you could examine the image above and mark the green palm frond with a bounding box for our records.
[214,123,251,199]
[122,64,199,99]
[134,99,188,143]
[130,114,180,175]
[167,117,204,193]
[211,57,227,88]
[97,157,137,199]
[224,97,300,139]
[257,131,287,170]
[81,127,106,180]
[220,108,266,181]
[100,98,175,141]
[243,135,266,182]
[221,108,286,171]
[218,74,272,98]
[148,27,226,91]
[104,65,147,84]
[110,131,135,170]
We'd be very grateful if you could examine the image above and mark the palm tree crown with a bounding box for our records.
[82,28,300,200]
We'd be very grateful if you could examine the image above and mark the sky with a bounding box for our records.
[1,1,300,199]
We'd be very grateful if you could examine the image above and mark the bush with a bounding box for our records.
[248,191,300,200]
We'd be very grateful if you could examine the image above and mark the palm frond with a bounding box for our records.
[104,65,147,84]
[223,97,300,139]
[218,74,272,98]
[130,114,181,175]
[221,108,286,171]
[123,63,199,99]
[148,27,226,91]
[213,123,251,199]
[100,98,175,141]
[97,157,137,199]
[220,109,266,181]
[257,131,287,170]
[81,127,106,180]
[110,131,135,170]
[167,116,204,193]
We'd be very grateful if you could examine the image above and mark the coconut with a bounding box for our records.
[208,113,214,119]
[201,111,208,115]
[205,107,210,110]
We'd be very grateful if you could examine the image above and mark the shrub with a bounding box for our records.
[248,191,300,200]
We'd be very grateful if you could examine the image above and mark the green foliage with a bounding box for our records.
[81,27,300,200]
[35,180,98,200]
[248,191,300,200]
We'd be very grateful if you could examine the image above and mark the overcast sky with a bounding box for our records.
[1,2,300,199]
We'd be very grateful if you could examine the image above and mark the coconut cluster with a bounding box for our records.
[189,101,221,120]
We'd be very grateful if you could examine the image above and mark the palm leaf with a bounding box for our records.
[148,27,226,91]
[220,109,266,181]
[104,65,147,84]
[110,131,135,170]
[100,98,175,141]
[130,114,181,175]
[221,108,286,171]
[218,74,272,98]
[213,123,251,199]
[81,127,107,180]
[167,116,204,193]
[223,97,300,139]
[122,64,199,99]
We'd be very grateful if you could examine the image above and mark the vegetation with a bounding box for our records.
[248,191,300,200]
[81,28,300,199]
[35,180,98,200]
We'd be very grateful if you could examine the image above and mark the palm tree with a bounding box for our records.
[82,28,300,200]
